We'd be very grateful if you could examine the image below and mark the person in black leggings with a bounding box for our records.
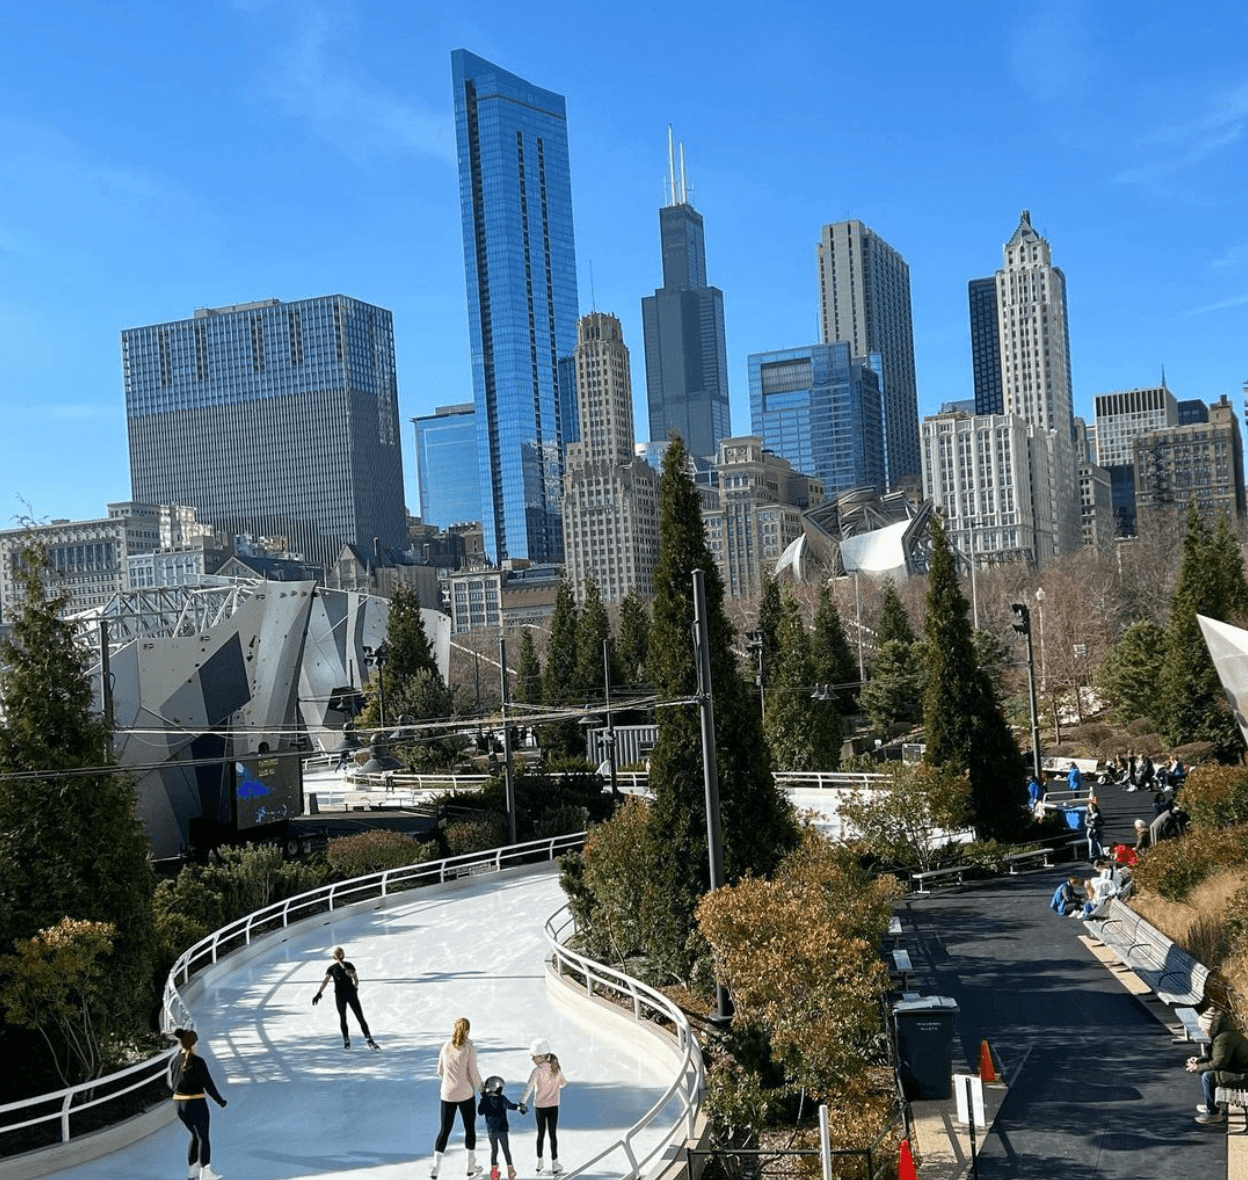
[312,946,379,1050]
[171,1027,227,1180]
[433,1017,485,1178]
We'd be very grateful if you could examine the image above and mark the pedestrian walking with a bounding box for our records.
[521,1038,568,1175]
[433,1016,485,1179]
[478,1075,525,1180]
[170,1028,228,1180]
[312,946,380,1051]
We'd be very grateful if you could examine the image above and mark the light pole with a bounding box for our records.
[603,638,620,803]
[853,570,865,680]
[746,631,765,719]
[362,642,390,729]
[1011,603,1043,782]
[967,519,979,630]
[1034,588,1048,692]
[498,636,517,845]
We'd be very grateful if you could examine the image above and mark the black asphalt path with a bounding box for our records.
[896,777,1225,1178]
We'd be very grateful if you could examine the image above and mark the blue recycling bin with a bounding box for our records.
[1063,805,1087,831]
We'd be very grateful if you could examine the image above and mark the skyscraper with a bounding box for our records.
[562,313,659,603]
[968,276,1004,415]
[413,403,482,529]
[748,342,885,498]
[452,49,581,567]
[123,296,406,571]
[817,220,920,488]
[641,134,730,461]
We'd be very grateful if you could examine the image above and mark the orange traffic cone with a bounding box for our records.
[979,1038,998,1083]
[898,1137,918,1180]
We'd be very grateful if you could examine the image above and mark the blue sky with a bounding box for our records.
[3,1,1247,526]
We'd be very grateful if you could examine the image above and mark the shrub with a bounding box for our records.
[326,830,436,878]
[444,813,509,855]
[1132,824,1248,901]
[1180,764,1248,829]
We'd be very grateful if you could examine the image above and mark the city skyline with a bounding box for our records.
[3,2,1247,526]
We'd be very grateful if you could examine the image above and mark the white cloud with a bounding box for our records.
[1182,291,1248,318]
[1114,81,1248,185]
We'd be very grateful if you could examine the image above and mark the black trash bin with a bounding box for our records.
[893,996,959,1100]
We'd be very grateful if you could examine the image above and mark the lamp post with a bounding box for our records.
[967,520,980,630]
[746,631,765,719]
[1011,603,1043,782]
[362,641,390,729]
[853,570,865,680]
[1034,588,1048,692]
[603,638,620,803]
[498,635,517,846]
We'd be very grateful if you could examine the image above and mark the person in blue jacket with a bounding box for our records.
[1067,762,1083,793]
[478,1076,525,1180]
[1049,877,1081,916]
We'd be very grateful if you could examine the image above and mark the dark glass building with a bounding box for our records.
[413,403,482,529]
[123,296,406,570]
[968,276,1004,415]
[641,141,730,461]
[452,49,581,566]
[748,342,885,498]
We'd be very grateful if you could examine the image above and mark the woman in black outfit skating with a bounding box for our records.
[171,1027,227,1180]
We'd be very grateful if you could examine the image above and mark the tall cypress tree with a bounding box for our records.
[0,547,156,1040]
[860,582,923,733]
[756,574,783,686]
[574,579,615,702]
[542,579,581,757]
[616,590,651,689]
[875,582,917,647]
[645,437,798,982]
[1158,501,1244,757]
[513,628,543,707]
[811,586,858,714]
[922,518,1025,839]
[764,591,842,770]
[370,583,452,724]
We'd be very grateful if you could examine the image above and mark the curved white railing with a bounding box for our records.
[542,906,705,1180]
[1,833,586,1154]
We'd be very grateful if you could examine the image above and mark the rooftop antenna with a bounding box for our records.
[589,259,597,312]
[679,140,690,206]
[1160,364,1166,391]
[667,125,676,207]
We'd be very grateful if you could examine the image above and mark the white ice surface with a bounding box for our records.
[51,865,680,1180]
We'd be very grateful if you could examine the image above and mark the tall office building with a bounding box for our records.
[747,342,885,498]
[124,296,406,571]
[413,403,482,529]
[968,277,1004,415]
[562,313,659,603]
[452,49,581,567]
[817,220,920,488]
[1135,395,1246,523]
[641,134,731,461]
[1093,385,1178,536]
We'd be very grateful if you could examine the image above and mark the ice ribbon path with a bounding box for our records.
[52,865,677,1180]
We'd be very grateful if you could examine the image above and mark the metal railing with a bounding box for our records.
[1,833,586,1153]
[543,906,705,1180]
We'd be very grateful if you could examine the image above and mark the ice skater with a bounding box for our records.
[478,1075,526,1180]
[433,1016,485,1178]
[521,1038,568,1175]
[312,946,379,1051]
[170,1027,228,1180]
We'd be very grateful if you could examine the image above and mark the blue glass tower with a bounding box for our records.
[123,295,406,571]
[413,403,482,529]
[748,342,885,497]
[641,137,730,461]
[452,50,581,566]
[968,276,1004,415]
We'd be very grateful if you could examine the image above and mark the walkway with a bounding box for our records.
[899,780,1225,1177]
[46,865,679,1180]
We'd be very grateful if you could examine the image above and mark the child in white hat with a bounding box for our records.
[520,1038,568,1174]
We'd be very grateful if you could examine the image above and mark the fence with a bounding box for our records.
[543,905,705,1180]
[0,833,586,1158]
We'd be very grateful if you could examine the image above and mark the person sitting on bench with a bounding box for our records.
[1189,1009,1248,1124]
[1073,863,1118,920]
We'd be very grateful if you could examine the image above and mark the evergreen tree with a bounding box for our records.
[858,639,924,735]
[616,591,651,688]
[756,575,783,686]
[0,546,156,1064]
[764,592,842,770]
[921,518,1025,839]
[512,628,543,707]
[1158,501,1244,757]
[574,580,615,702]
[875,582,916,647]
[811,586,858,714]
[1211,511,1248,624]
[1095,619,1166,725]
[645,437,798,983]
[541,579,581,757]
[367,583,453,725]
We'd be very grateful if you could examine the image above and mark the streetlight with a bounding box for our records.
[746,631,765,719]
[498,635,517,845]
[602,638,620,803]
[1011,603,1043,782]
[1034,588,1048,692]
[362,642,390,729]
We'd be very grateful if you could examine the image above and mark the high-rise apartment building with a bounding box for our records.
[413,403,482,530]
[452,49,581,567]
[124,297,406,572]
[747,342,885,498]
[1135,395,1245,523]
[702,438,824,600]
[817,220,920,488]
[562,313,660,603]
[1092,385,1178,536]
[968,276,1004,415]
[641,135,731,461]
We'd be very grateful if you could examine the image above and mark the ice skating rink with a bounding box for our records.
[50,864,682,1180]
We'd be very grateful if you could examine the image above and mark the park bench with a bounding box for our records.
[1004,848,1053,874]
[1086,899,1210,1008]
[911,865,970,894]
[1175,1006,1212,1047]
[891,948,914,988]
[1216,1086,1248,1116]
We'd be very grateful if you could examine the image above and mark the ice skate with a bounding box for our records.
[507,1168,516,1180]
[343,1037,351,1050]
[491,1166,500,1180]
[551,1162,564,1175]
[536,1159,545,1174]
[200,1165,224,1180]
[467,1149,483,1176]
[366,1037,380,1051]
[431,1150,444,1179]
[188,1166,199,1180]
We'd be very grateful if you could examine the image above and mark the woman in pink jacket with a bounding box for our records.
[433,1017,485,1179]
[520,1038,568,1175]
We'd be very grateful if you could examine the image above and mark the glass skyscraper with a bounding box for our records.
[452,49,581,566]
[413,403,483,529]
[748,342,885,498]
[968,276,1004,415]
[123,295,406,571]
[641,138,730,461]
